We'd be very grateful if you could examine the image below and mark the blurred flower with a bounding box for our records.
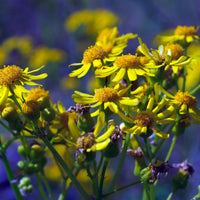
[0,47,7,66]
[29,46,66,68]
[60,77,80,91]
[87,77,101,92]
[65,9,118,36]
[0,65,47,105]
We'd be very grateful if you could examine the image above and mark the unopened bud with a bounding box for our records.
[22,101,40,120]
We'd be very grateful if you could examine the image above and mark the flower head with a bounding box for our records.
[0,65,47,105]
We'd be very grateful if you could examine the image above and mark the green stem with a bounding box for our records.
[0,150,24,200]
[0,119,16,135]
[41,172,56,200]
[97,152,104,173]
[166,192,174,200]
[42,137,91,200]
[102,179,141,198]
[150,184,155,200]
[182,66,187,92]
[144,137,152,163]
[165,135,178,162]
[35,173,49,200]
[107,133,130,193]
[190,84,200,95]
[99,158,109,198]
[143,183,150,200]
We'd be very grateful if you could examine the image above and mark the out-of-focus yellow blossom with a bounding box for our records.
[138,38,191,74]
[60,77,80,91]
[159,88,200,123]
[0,65,47,105]
[95,53,154,82]
[44,144,74,181]
[0,47,7,65]
[87,77,101,92]
[2,36,33,57]
[156,25,200,44]
[50,101,80,144]
[122,95,176,139]
[65,9,118,36]
[95,27,137,62]
[72,85,139,120]
[76,112,115,152]
[29,46,66,68]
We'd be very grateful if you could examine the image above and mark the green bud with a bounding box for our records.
[104,143,119,158]
[22,101,40,121]
[2,106,19,123]
[30,144,44,162]
[37,97,51,110]
[17,160,28,170]
[41,107,56,122]
[18,177,31,188]
[134,157,147,177]
[25,163,37,175]
[172,121,186,136]
[140,167,152,184]
[172,169,189,192]
[18,144,29,157]
[85,151,96,162]
[22,185,33,194]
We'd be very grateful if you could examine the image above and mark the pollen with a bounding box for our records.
[60,112,78,129]
[164,43,184,60]
[0,65,23,86]
[83,45,107,63]
[115,54,140,68]
[175,91,197,107]
[135,111,154,127]
[76,133,95,150]
[174,26,198,36]
[94,87,119,102]
[26,87,50,101]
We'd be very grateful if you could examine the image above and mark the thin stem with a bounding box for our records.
[97,152,104,173]
[143,183,150,200]
[41,172,56,200]
[107,133,130,193]
[165,135,177,162]
[102,179,141,198]
[42,137,91,200]
[144,137,152,163]
[0,119,16,135]
[166,192,174,200]
[35,173,49,200]
[190,84,200,95]
[99,158,109,198]
[150,184,155,200]
[182,66,187,92]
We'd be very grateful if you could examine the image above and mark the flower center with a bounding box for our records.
[26,87,49,101]
[175,91,197,107]
[135,111,154,127]
[83,45,107,63]
[60,112,78,129]
[164,43,184,60]
[115,54,140,68]
[0,65,23,86]
[94,87,119,102]
[76,133,95,150]
[174,26,198,36]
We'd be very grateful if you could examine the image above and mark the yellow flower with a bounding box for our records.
[122,96,176,139]
[95,53,154,82]
[65,9,118,36]
[29,46,66,68]
[138,38,191,74]
[157,25,200,44]
[76,112,115,152]
[96,27,137,62]
[72,85,139,121]
[50,101,80,143]
[26,87,50,102]
[0,65,47,105]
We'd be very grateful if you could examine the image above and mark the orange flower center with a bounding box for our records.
[83,45,107,63]
[60,112,78,129]
[94,87,119,102]
[174,26,198,36]
[0,65,23,86]
[26,87,49,101]
[135,111,154,127]
[175,91,197,107]
[164,43,184,60]
[115,54,140,68]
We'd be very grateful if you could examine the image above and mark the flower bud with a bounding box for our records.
[18,177,31,188]
[41,107,56,122]
[104,143,119,158]
[18,144,29,157]
[22,101,40,121]
[2,106,19,123]
[17,160,28,170]
[30,144,44,162]
[140,167,153,184]
[37,97,51,110]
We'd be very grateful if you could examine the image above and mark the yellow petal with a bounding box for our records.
[96,125,115,142]
[93,112,105,137]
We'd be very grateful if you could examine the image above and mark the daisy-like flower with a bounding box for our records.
[76,112,115,152]
[72,85,139,121]
[0,65,47,105]
[159,88,200,123]
[138,38,191,74]
[157,25,200,44]
[50,101,80,143]
[95,53,154,82]
[95,27,137,62]
[121,95,176,139]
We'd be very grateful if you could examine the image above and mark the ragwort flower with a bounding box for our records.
[122,95,176,139]
[72,85,139,120]
[0,65,47,105]
[95,53,153,82]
